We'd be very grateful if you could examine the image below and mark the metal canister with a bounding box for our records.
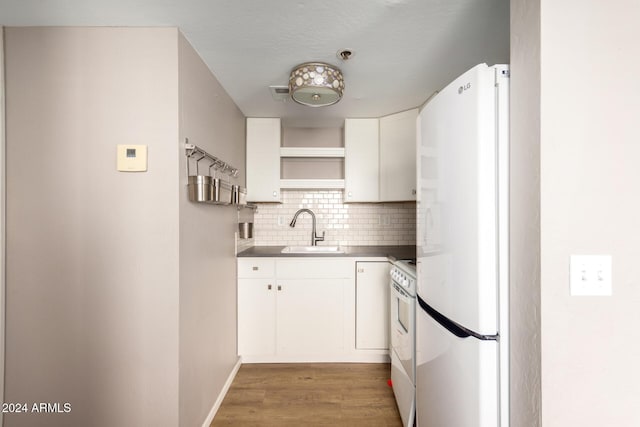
[188,175,212,202]
[232,185,247,205]
[209,178,232,205]
[238,222,253,239]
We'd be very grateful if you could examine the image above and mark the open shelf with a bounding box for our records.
[280,147,345,158]
[280,179,345,189]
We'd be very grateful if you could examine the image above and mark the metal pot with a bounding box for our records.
[188,175,212,202]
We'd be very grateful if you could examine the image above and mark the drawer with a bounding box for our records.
[276,258,354,279]
[238,258,276,278]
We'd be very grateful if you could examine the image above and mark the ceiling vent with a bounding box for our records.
[337,49,355,61]
[269,85,290,102]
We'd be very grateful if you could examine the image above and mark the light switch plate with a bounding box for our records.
[117,145,148,172]
[570,255,612,296]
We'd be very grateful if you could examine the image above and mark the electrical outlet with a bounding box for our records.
[379,214,391,226]
[570,255,612,296]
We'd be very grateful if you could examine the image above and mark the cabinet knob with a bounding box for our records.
[348,191,352,198]
[412,189,417,195]
[273,191,277,197]
[277,285,282,291]
[268,284,272,290]
[252,266,259,271]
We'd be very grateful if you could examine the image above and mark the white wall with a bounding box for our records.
[4,27,181,427]
[177,33,245,427]
[509,0,541,425]
[540,1,640,425]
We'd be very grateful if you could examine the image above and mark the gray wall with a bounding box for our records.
[0,26,5,427]
[177,33,245,427]
[4,27,246,427]
[4,27,182,427]
[509,0,541,425]
[540,1,640,425]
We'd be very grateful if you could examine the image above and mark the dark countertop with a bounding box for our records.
[237,245,416,261]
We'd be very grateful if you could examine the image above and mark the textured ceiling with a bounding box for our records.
[0,0,510,127]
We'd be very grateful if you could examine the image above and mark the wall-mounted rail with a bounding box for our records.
[185,140,239,178]
[184,139,246,205]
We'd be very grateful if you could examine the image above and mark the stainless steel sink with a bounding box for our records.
[281,245,344,254]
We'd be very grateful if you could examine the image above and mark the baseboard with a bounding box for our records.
[241,353,390,364]
[202,356,242,427]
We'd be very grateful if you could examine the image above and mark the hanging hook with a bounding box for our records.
[184,141,240,182]
[209,162,219,179]
[195,153,207,175]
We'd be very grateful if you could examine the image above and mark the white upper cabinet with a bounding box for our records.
[246,123,345,194]
[246,118,281,202]
[344,118,380,203]
[246,110,417,203]
[379,108,418,201]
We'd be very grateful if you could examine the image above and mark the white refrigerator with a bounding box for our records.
[415,63,509,427]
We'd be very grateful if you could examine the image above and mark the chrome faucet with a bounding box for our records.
[289,208,325,246]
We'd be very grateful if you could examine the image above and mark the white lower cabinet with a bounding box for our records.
[237,257,389,363]
[356,261,391,349]
[237,258,277,357]
[237,278,276,356]
[276,279,346,355]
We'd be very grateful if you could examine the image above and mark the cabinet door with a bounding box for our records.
[246,118,281,202]
[356,261,391,349]
[379,109,418,201]
[276,279,346,355]
[238,278,276,356]
[344,118,380,202]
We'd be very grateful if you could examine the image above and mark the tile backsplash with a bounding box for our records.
[236,236,255,253]
[253,190,416,246]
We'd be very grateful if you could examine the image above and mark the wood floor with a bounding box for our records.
[211,363,403,427]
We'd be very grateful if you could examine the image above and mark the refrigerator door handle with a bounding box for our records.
[417,295,498,341]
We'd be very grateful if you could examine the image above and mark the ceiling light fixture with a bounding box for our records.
[289,62,344,107]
